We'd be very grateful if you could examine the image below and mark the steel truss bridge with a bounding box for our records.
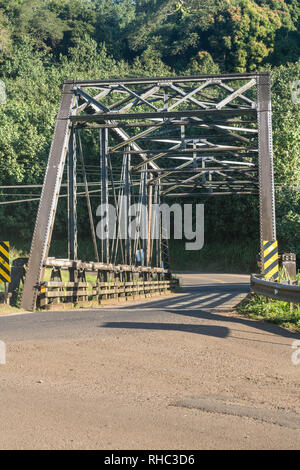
[21,72,276,311]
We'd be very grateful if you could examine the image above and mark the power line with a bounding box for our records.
[0,183,102,189]
[0,188,103,205]
[0,198,40,205]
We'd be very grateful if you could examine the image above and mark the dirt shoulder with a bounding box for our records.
[0,273,299,449]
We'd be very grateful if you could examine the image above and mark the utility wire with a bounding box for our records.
[0,189,102,205]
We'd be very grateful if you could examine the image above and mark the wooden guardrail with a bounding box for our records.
[38,278,179,310]
[44,258,169,274]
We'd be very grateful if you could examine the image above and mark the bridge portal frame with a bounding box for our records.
[21,72,276,310]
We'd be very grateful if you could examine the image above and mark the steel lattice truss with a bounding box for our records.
[21,72,276,310]
[72,74,260,197]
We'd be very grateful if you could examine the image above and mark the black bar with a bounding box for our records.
[71,109,256,123]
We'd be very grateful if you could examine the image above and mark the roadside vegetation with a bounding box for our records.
[169,240,258,273]
[237,294,300,333]
[237,271,300,333]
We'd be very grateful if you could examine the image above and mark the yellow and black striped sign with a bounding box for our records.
[263,240,279,281]
[0,241,10,283]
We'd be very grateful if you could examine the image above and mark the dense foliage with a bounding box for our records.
[0,0,299,264]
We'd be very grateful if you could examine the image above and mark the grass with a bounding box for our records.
[169,239,258,273]
[237,270,300,334]
[237,295,300,333]
[43,269,97,284]
[0,304,26,315]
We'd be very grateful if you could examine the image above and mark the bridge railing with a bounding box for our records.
[37,258,179,310]
[39,279,179,310]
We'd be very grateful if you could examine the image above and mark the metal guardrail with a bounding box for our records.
[251,274,300,303]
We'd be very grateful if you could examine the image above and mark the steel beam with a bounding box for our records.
[68,127,78,262]
[64,72,260,87]
[257,73,276,272]
[71,109,256,122]
[21,83,74,311]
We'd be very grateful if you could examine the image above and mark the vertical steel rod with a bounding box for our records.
[68,126,78,262]
[125,146,131,265]
[155,182,162,269]
[100,128,109,264]
[142,171,147,266]
[147,182,153,266]
[77,130,99,262]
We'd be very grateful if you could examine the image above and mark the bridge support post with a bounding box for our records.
[20,84,74,310]
[257,73,276,274]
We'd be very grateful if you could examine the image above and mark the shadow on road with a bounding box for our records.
[101,321,229,338]
[163,308,299,340]
[101,281,300,343]
[119,284,249,311]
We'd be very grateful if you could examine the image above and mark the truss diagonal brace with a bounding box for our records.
[216,79,256,109]
[74,88,161,171]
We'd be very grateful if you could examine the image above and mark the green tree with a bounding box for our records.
[271,60,300,255]
[207,0,296,72]
[127,0,224,70]
[0,9,11,54]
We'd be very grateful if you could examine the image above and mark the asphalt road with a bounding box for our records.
[0,273,299,449]
[0,272,250,342]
